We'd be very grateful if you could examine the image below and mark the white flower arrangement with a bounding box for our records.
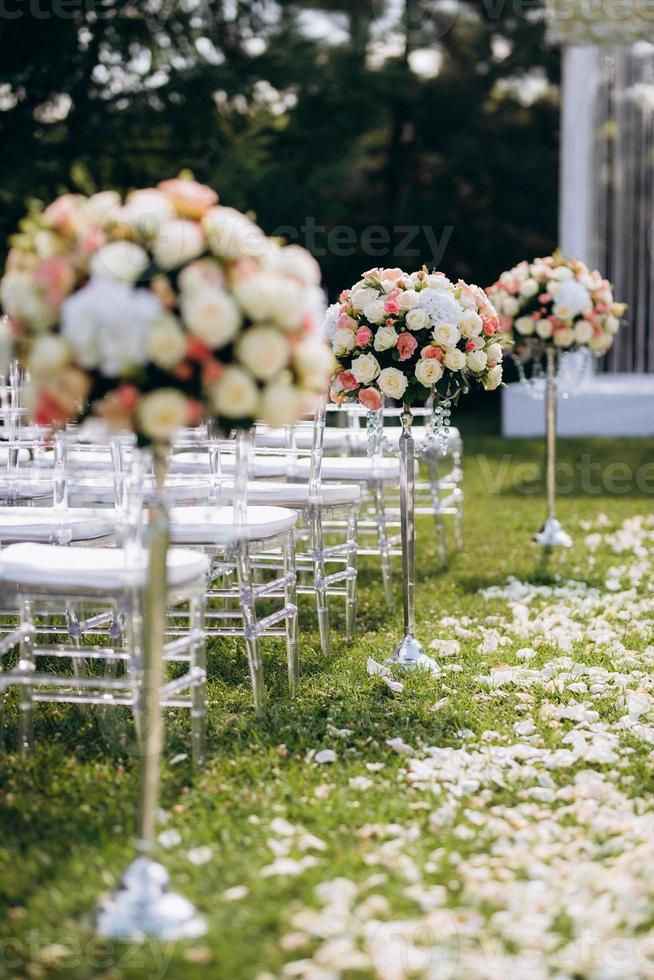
[326,267,503,411]
[486,252,626,362]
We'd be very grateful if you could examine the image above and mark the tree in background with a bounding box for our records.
[0,0,559,297]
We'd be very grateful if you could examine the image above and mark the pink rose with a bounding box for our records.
[43,194,82,236]
[421,346,443,361]
[355,326,373,347]
[338,312,358,331]
[384,295,400,316]
[158,178,218,219]
[359,387,383,410]
[34,256,76,306]
[538,293,551,304]
[483,316,500,336]
[379,268,404,282]
[397,332,418,361]
[337,370,359,391]
[339,289,351,303]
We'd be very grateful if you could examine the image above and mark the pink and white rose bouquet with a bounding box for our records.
[325,267,503,409]
[1,178,331,443]
[486,253,626,360]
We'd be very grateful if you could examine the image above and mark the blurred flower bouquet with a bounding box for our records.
[1,177,331,443]
[486,253,625,362]
[325,266,503,410]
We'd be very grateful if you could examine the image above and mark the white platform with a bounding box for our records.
[502,373,654,438]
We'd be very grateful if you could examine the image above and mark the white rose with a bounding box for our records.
[485,342,503,363]
[605,315,620,335]
[236,326,290,381]
[483,365,503,391]
[373,325,398,351]
[86,190,121,227]
[332,327,357,357]
[380,279,396,294]
[0,271,58,330]
[377,366,408,400]
[178,258,225,295]
[363,299,386,324]
[147,314,187,370]
[203,206,267,259]
[536,319,553,340]
[398,289,420,311]
[350,353,381,384]
[322,303,341,343]
[137,389,189,442]
[546,280,559,297]
[259,380,303,427]
[153,219,205,271]
[90,241,150,283]
[233,273,303,330]
[425,274,450,289]
[553,280,592,318]
[28,335,71,377]
[443,349,466,371]
[209,365,259,419]
[554,327,575,348]
[293,338,335,390]
[466,349,488,373]
[502,296,520,317]
[181,288,241,349]
[432,323,461,348]
[519,278,539,298]
[276,245,321,286]
[414,358,443,387]
[515,316,535,336]
[405,308,429,331]
[573,320,594,345]
[350,286,379,312]
[551,265,574,281]
[120,191,175,238]
[590,333,612,355]
[459,310,483,339]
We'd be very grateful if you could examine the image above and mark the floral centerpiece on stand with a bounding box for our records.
[0,176,332,940]
[486,252,626,549]
[325,266,503,411]
[1,178,331,442]
[486,252,625,360]
[324,266,503,673]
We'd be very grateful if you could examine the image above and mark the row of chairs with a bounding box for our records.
[0,386,463,763]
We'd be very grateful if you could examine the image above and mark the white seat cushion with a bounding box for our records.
[0,507,114,542]
[0,543,209,593]
[169,505,296,545]
[170,453,286,478]
[293,457,408,482]
[213,481,360,509]
[254,428,348,451]
[69,476,208,506]
[0,447,30,466]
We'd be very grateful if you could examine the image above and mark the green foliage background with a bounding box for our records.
[0,0,560,297]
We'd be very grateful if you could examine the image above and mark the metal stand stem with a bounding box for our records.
[385,405,438,672]
[535,349,572,549]
[96,442,206,940]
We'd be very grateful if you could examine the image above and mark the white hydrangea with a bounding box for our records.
[417,287,464,329]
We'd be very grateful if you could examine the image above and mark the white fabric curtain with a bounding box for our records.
[561,43,654,373]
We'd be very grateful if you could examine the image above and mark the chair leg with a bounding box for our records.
[427,453,447,565]
[453,450,464,551]
[189,590,207,769]
[372,481,393,606]
[236,545,266,715]
[345,507,358,643]
[65,602,87,693]
[18,598,34,757]
[283,531,299,696]
[310,506,330,656]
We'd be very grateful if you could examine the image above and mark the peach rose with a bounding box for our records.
[358,387,382,410]
[397,332,418,361]
[158,178,218,219]
[33,256,76,306]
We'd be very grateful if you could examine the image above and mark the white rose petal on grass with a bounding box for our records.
[90,241,150,283]
[428,638,460,657]
[209,366,259,421]
[386,737,413,755]
[261,857,319,878]
[314,749,337,764]
[223,885,249,901]
[236,327,290,382]
[181,288,241,349]
[187,846,213,866]
[366,658,404,694]
[158,829,182,849]
[137,389,189,442]
[153,219,205,271]
[377,367,408,400]
[349,776,374,792]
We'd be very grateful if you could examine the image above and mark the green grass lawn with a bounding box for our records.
[1,433,653,979]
